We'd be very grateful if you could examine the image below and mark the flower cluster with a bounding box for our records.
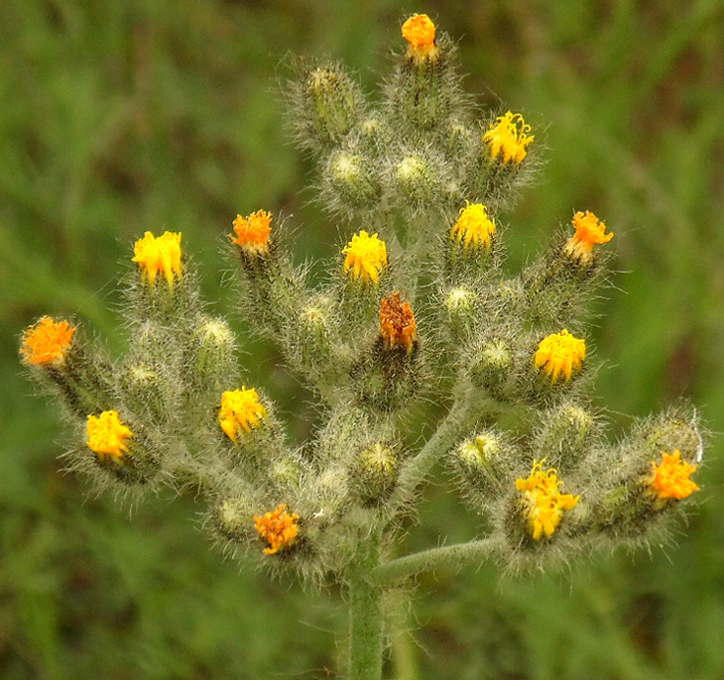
[18,10,703,617]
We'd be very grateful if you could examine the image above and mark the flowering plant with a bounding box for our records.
[20,14,704,680]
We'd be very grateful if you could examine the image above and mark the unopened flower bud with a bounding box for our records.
[394,155,437,204]
[351,443,398,506]
[470,338,514,400]
[455,433,507,496]
[189,317,236,385]
[304,66,361,145]
[445,286,477,338]
[213,497,251,541]
[537,403,595,471]
[325,151,381,209]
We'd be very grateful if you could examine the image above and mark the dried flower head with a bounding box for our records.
[647,450,699,501]
[379,291,416,352]
[515,459,580,540]
[218,387,268,443]
[232,210,273,255]
[132,231,183,286]
[20,316,76,367]
[563,211,614,265]
[482,112,534,165]
[451,202,496,251]
[343,230,388,284]
[534,329,586,384]
[86,410,133,462]
[402,14,437,56]
[253,504,300,555]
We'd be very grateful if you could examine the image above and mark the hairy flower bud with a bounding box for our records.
[535,403,596,471]
[394,155,437,204]
[444,286,477,339]
[303,66,362,146]
[453,433,510,499]
[325,151,381,210]
[350,443,398,506]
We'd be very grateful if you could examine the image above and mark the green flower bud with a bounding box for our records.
[351,443,398,506]
[470,338,514,400]
[304,66,362,145]
[444,286,477,339]
[213,498,252,541]
[394,155,437,204]
[536,403,595,471]
[325,151,381,209]
[454,433,507,497]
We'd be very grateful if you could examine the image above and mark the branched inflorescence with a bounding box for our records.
[21,10,703,608]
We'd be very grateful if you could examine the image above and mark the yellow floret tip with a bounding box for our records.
[451,202,496,251]
[20,316,76,367]
[218,387,268,443]
[86,410,133,462]
[482,111,534,165]
[253,504,300,555]
[132,231,183,286]
[647,450,699,501]
[534,329,586,384]
[515,459,580,540]
[342,230,388,284]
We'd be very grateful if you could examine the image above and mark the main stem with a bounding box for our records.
[348,531,384,680]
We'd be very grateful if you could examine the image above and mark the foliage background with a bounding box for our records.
[1,0,723,678]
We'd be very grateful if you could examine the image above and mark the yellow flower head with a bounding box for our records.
[232,210,272,255]
[402,14,437,54]
[451,202,496,251]
[482,111,534,165]
[515,459,580,540]
[253,504,300,555]
[86,410,133,461]
[563,211,614,264]
[534,329,586,385]
[343,230,388,284]
[218,387,268,443]
[132,231,183,286]
[379,291,417,353]
[647,450,699,501]
[20,316,76,367]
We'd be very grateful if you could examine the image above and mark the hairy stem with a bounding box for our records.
[348,532,384,680]
[373,537,502,586]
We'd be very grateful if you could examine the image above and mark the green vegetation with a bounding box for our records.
[2,2,724,679]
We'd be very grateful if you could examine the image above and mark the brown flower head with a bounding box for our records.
[379,291,417,353]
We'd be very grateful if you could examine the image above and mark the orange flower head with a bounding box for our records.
[379,292,417,353]
[402,14,437,52]
[132,231,183,286]
[515,459,580,540]
[218,387,268,443]
[563,211,614,264]
[647,450,699,501]
[253,504,300,555]
[231,210,272,255]
[451,202,496,251]
[86,410,133,462]
[482,111,534,165]
[534,329,586,385]
[20,316,76,367]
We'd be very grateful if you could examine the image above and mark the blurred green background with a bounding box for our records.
[2,0,723,678]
